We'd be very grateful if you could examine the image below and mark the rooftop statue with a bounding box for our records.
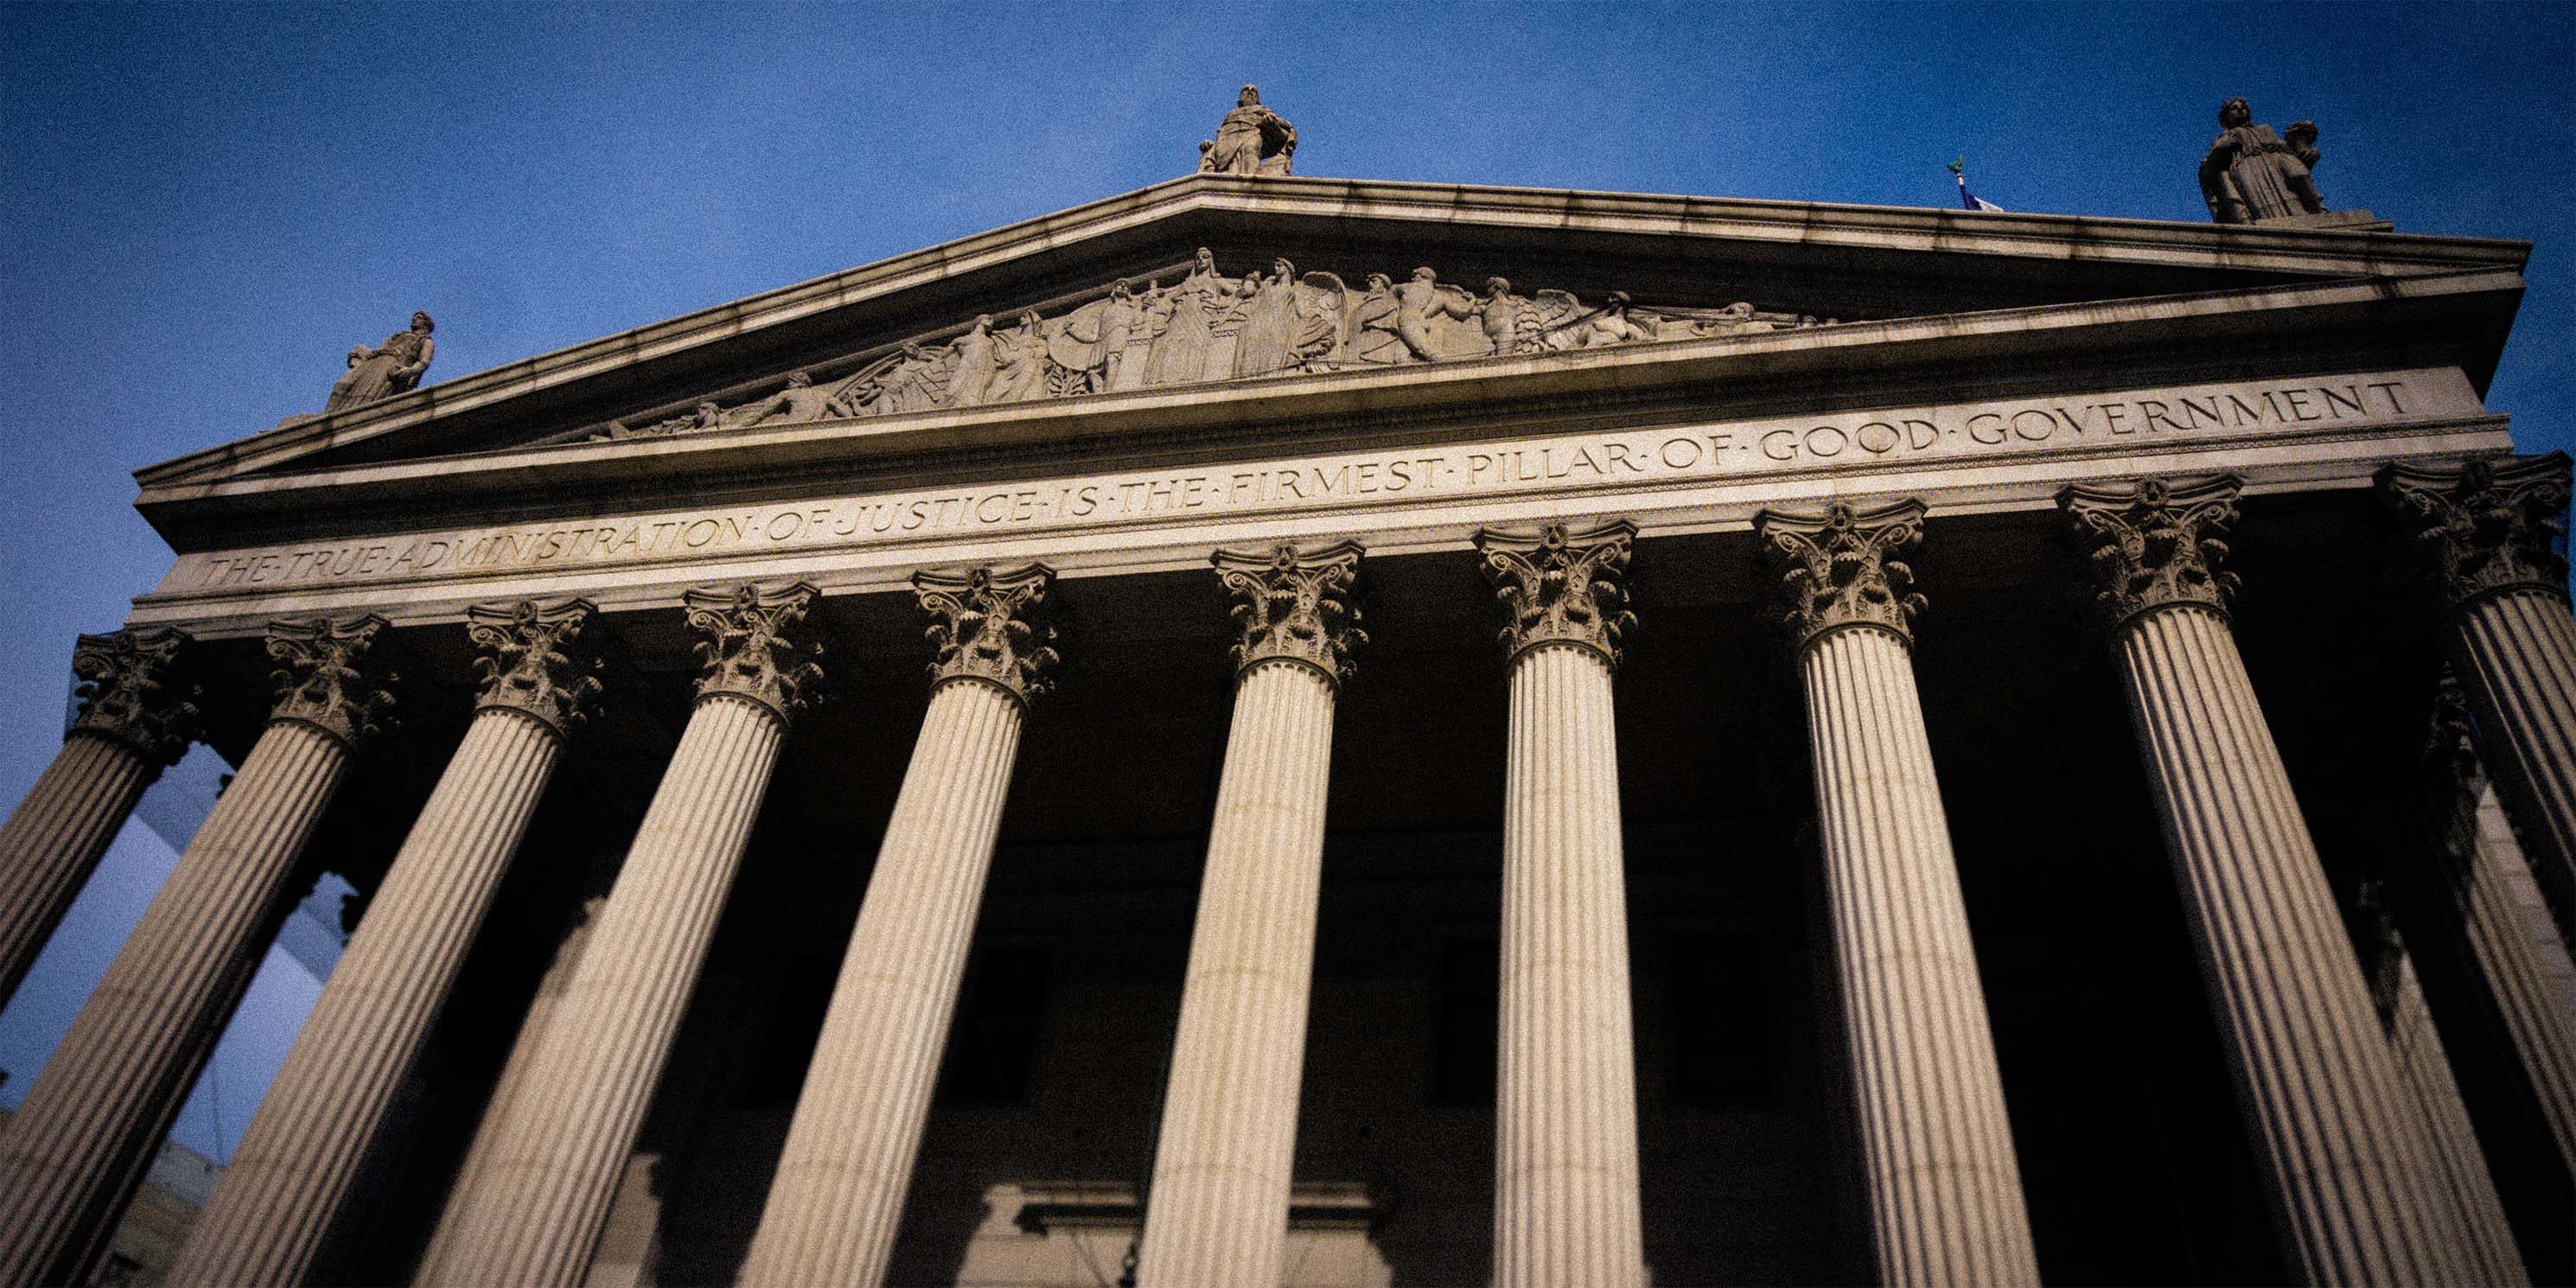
[325,310,436,412]
[2198,98,2329,225]
[1200,85,1295,176]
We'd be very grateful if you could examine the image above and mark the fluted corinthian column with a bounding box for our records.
[1136,543,1364,1288]
[740,564,1058,1288]
[2383,452,2576,942]
[1474,521,1644,1288]
[171,600,603,1288]
[2063,476,2478,1285]
[2360,919,2531,1285]
[413,888,609,1285]
[1757,502,2039,1287]
[0,628,199,1007]
[2387,678,2576,1278]
[424,584,819,1288]
[0,615,394,1288]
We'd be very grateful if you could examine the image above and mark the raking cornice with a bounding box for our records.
[131,173,2528,494]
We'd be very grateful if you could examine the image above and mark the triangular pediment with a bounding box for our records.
[135,174,2528,498]
[555,256,1853,448]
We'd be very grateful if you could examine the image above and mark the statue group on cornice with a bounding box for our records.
[591,249,1827,441]
[2198,98,2333,225]
[297,310,436,420]
[1199,84,1295,176]
[288,86,2392,446]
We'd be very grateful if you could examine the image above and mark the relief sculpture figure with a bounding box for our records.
[1058,278,1154,392]
[1466,277,1550,357]
[597,252,1827,436]
[736,371,840,426]
[1231,259,1338,378]
[1386,267,1473,363]
[1143,248,1243,386]
[1342,273,1403,364]
[2198,98,2328,224]
[325,310,437,412]
[1203,84,1295,176]
[950,316,1002,407]
[991,311,1054,403]
[1554,292,1660,349]
[858,342,952,415]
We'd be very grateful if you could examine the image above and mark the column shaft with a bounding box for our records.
[413,891,607,1285]
[2118,604,2476,1285]
[0,720,350,1287]
[1493,642,1643,1288]
[3,626,199,1008]
[2448,590,2576,936]
[1803,626,2038,1287]
[2384,761,2576,1280]
[0,735,158,1005]
[2478,786,2576,1006]
[2381,951,2528,1284]
[741,679,1024,1288]
[1137,661,1337,1286]
[171,706,564,1286]
[425,693,783,1288]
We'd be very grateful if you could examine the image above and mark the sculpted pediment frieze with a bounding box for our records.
[583,248,1833,443]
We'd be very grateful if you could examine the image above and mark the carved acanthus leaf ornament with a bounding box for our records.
[2058,475,2245,629]
[1758,501,1929,649]
[2379,452,2573,614]
[916,564,1061,704]
[584,250,1831,443]
[684,583,824,723]
[69,628,201,768]
[1216,542,1366,684]
[265,616,399,750]
[468,599,605,737]
[1478,521,1639,666]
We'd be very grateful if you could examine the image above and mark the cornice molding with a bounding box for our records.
[135,171,2525,494]
[131,269,2522,552]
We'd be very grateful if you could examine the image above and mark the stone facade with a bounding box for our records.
[0,165,2571,1288]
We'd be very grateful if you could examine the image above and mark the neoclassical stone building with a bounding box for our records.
[0,112,2572,1288]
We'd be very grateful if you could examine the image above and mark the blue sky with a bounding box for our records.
[2,2,2571,1161]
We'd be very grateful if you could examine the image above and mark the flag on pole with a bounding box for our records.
[1947,156,2005,213]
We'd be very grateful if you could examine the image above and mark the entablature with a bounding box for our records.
[127,361,2508,641]
[132,266,2522,555]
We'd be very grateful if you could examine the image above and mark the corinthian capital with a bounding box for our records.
[915,564,1060,703]
[69,628,201,768]
[2379,452,2573,613]
[468,599,604,738]
[2058,475,2244,630]
[1476,520,1638,666]
[683,583,824,723]
[266,616,399,750]
[1757,501,1929,649]
[1215,541,1366,685]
